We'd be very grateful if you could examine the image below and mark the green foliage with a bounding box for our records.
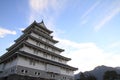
[80,72,86,80]
[86,75,97,80]
[79,72,97,80]
[103,70,118,80]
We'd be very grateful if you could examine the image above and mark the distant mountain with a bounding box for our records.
[75,65,120,80]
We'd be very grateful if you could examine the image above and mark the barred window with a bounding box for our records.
[29,60,36,66]
[21,70,28,74]
[34,50,38,54]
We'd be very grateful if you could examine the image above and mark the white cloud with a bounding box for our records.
[29,0,67,24]
[9,42,15,47]
[94,8,120,32]
[80,1,101,26]
[19,28,25,31]
[81,1,101,19]
[29,0,64,13]
[0,27,16,38]
[28,0,120,73]
[80,19,88,25]
[94,1,120,32]
[30,0,49,12]
[107,41,120,49]
[56,38,120,73]
[29,0,68,38]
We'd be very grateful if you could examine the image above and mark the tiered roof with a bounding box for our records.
[0,21,78,71]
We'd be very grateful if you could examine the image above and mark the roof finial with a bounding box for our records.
[41,19,44,23]
[34,20,36,22]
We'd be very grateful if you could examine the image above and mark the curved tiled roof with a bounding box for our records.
[17,51,78,71]
[23,21,53,34]
[3,40,70,62]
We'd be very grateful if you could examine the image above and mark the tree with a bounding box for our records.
[80,72,86,80]
[86,75,97,80]
[103,70,117,80]
[79,72,97,80]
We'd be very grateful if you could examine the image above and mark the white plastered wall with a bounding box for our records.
[17,56,46,71]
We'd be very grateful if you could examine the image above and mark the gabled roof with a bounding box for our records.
[38,20,47,28]
[4,39,70,61]
[23,20,53,34]
[15,28,58,44]
[32,28,58,43]
[28,35,64,52]
[24,41,69,61]
[8,33,59,52]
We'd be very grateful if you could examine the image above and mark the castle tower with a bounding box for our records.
[0,21,78,80]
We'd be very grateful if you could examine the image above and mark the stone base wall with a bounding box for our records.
[0,66,74,80]
[0,74,47,80]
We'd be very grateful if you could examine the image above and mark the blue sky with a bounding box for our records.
[0,0,120,73]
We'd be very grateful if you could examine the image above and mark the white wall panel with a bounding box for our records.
[17,56,46,71]
[47,64,60,73]
[4,58,18,70]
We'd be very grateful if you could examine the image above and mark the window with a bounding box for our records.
[45,64,47,70]
[21,70,28,74]
[43,53,47,58]
[30,60,36,66]
[30,60,32,65]
[51,74,55,78]
[38,73,40,75]
[53,75,55,77]
[44,45,48,50]
[11,69,14,72]
[36,42,41,46]
[59,58,62,62]
[25,70,28,73]
[35,72,40,75]
[46,39,49,43]
[52,48,55,52]
[24,57,28,60]
[39,36,43,40]
[33,61,35,66]
[21,70,24,73]
[51,56,55,60]
[66,69,70,74]
[34,50,38,54]
[63,76,66,79]
[36,41,39,45]
[35,72,37,75]
[38,42,41,46]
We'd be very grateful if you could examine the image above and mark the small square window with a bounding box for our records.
[38,73,40,75]
[52,48,55,52]
[34,50,38,54]
[43,53,47,58]
[39,36,43,40]
[44,45,48,50]
[21,70,24,73]
[11,69,14,72]
[35,72,37,75]
[51,56,55,60]
[29,60,36,66]
[25,70,27,73]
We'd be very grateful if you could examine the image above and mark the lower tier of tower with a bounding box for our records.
[0,74,46,80]
[0,51,76,76]
[0,65,74,80]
